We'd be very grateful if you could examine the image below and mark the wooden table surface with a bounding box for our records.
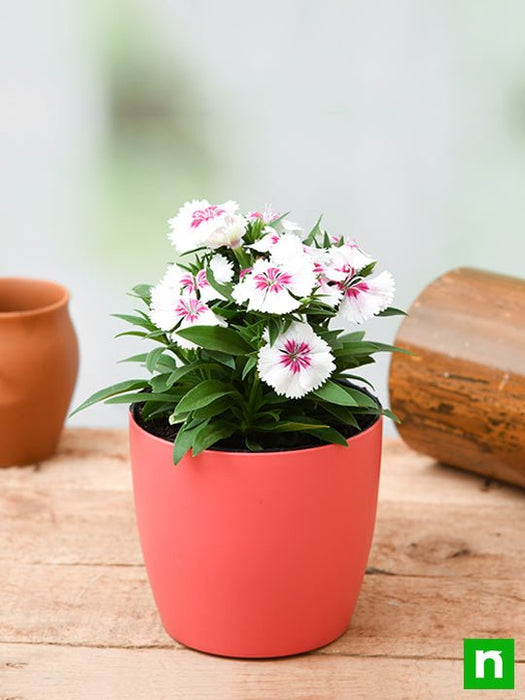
[0,430,523,699]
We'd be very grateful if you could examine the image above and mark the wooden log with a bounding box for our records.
[389,267,525,487]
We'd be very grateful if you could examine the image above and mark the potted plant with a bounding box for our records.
[75,200,405,658]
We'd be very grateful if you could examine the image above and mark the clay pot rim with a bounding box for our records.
[129,405,382,458]
[0,277,70,318]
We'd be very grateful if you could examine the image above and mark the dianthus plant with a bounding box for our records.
[75,200,406,463]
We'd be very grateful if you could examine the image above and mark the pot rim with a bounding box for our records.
[0,277,70,318]
[129,405,382,458]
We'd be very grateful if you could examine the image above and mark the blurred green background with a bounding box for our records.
[2,0,525,430]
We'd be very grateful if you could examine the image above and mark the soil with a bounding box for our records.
[132,395,380,453]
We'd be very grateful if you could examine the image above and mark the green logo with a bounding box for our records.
[463,639,515,690]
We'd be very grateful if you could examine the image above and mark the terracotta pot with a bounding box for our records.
[129,409,382,658]
[0,278,79,467]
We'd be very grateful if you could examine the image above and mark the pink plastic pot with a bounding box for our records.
[129,410,383,658]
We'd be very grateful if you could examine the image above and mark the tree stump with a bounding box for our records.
[389,267,525,488]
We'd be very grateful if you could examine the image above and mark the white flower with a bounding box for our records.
[247,204,279,224]
[279,218,303,236]
[331,271,395,327]
[249,228,283,253]
[209,253,234,284]
[324,241,375,282]
[315,276,343,308]
[257,322,335,399]
[232,235,316,314]
[249,223,304,253]
[149,278,225,349]
[249,217,304,253]
[157,264,193,291]
[168,199,246,252]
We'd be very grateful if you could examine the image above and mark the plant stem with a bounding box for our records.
[245,371,260,430]
[233,246,251,270]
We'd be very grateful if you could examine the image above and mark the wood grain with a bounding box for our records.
[8,644,521,700]
[389,267,525,488]
[0,429,523,699]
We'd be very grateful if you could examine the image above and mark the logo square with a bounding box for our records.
[463,639,515,690]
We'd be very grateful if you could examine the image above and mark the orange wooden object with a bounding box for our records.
[389,267,525,488]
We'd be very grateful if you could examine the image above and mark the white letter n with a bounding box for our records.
[475,649,503,679]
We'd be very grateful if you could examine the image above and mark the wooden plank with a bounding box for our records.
[3,643,522,700]
[1,480,522,579]
[3,431,523,508]
[0,486,143,566]
[378,440,524,506]
[0,562,522,660]
[369,501,524,579]
[0,429,130,491]
[1,490,522,581]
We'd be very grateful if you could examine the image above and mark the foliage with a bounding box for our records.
[74,201,407,463]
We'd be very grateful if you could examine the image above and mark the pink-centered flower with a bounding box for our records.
[232,235,316,314]
[249,218,303,253]
[168,199,246,252]
[331,270,395,327]
[247,204,279,224]
[324,241,375,283]
[150,277,225,349]
[257,322,335,398]
[156,255,234,306]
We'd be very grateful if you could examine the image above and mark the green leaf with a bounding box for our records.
[149,372,174,393]
[312,381,359,406]
[304,426,349,447]
[338,331,366,343]
[266,211,290,228]
[376,306,407,317]
[105,392,181,405]
[70,380,149,416]
[257,421,331,432]
[205,267,233,300]
[172,418,209,464]
[140,400,172,421]
[191,420,237,456]
[112,313,152,330]
[118,353,148,364]
[245,437,263,451]
[358,261,377,277]
[336,340,411,357]
[321,403,360,429]
[382,408,401,424]
[191,396,233,420]
[114,330,147,339]
[203,349,237,369]
[336,373,376,390]
[256,409,281,422]
[241,355,257,380]
[303,214,323,246]
[129,284,152,304]
[166,361,224,388]
[146,347,167,373]
[175,380,238,414]
[176,325,253,355]
[267,318,283,346]
[212,306,239,320]
[339,387,378,409]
